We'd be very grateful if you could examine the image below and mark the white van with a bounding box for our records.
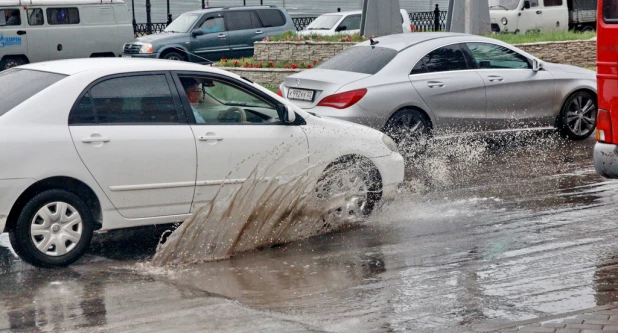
[0,0,133,70]
[297,9,413,36]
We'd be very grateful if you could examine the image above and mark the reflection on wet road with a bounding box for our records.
[2,136,618,332]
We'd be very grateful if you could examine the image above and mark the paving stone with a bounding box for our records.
[555,329,582,333]
[577,315,611,321]
[565,325,604,330]
[605,326,618,331]
[518,327,556,332]
[584,320,618,326]
[564,320,586,325]
[581,330,618,333]
[542,323,567,329]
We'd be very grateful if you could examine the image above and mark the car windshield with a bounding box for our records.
[0,69,66,118]
[318,46,397,75]
[305,15,342,30]
[164,13,200,33]
[489,0,521,10]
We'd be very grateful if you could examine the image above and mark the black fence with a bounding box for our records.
[134,6,447,36]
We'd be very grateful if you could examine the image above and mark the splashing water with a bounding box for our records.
[152,153,377,267]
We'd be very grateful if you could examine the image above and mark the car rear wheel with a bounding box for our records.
[0,56,26,71]
[384,109,432,157]
[9,189,94,268]
[162,51,186,61]
[558,91,597,140]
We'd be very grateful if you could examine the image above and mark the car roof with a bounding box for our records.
[185,5,282,15]
[359,32,481,52]
[20,58,227,76]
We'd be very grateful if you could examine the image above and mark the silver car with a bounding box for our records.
[280,33,597,145]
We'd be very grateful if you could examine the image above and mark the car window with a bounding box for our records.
[255,9,285,27]
[27,8,44,26]
[177,76,280,125]
[0,9,21,26]
[318,46,397,75]
[226,11,262,31]
[71,75,180,125]
[466,42,531,69]
[543,0,563,6]
[531,0,540,7]
[0,69,66,118]
[199,16,225,33]
[603,0,618,22]
[164,13,200,33]
[337,15,361,31]
[47,8,79,25]
[411,44,468,74]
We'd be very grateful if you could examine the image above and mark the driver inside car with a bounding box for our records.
[180,77,207,123]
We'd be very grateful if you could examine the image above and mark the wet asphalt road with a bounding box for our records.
[1,134,618,332]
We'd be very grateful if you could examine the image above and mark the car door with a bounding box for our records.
[464,42,555,130]
[539,0,568,31]
[45,7,84,60]
[68,73,198,219]
[520,0,543,32]
[335,14,361,35]
[408,43,488,134]
[189,13,229,63]
[226,10,263,59]
[23,8,48,62]
[0,8,28,58]
[171,72,309,211]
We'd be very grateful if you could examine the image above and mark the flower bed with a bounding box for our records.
[219,57,319,69]
[263,31,364,43]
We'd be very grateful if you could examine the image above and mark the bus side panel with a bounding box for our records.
[597,0,618,142]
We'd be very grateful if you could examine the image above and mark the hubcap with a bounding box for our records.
[566,95,596,136]
[320,166,370,223]
[30,202,83,257]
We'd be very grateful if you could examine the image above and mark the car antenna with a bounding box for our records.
[370,38,379,46]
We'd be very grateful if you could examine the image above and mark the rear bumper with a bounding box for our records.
[0,178,34,233]
[371,152,405,201]
[594,142,618,178]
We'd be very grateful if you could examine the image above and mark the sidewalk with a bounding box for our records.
[470,303,618,333]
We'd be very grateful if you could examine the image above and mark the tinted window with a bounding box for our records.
[466,42,530,69]
[412,45,468,74]
[178,76,279,125]
[84,75,179,124]
[543,0,562,6]
[603,0,618,22]
[1,9,21,26]
[0,69,66,118]
[27,8,44,26]
[70,92,96,124]
[318,46,397,75]
[255,9,285,27]
[47,8,79,25]
[337,15,361,31]
[227,11,262,30]
[199,16,225,33]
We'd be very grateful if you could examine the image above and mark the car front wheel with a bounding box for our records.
[558,91,597,140]
[9,189,94,268]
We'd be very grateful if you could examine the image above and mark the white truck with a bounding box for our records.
[489,0,596,34]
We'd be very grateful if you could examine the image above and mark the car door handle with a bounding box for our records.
[488,75,504,82]
[81,137,110,143]
[255,30,264,34]
[198,135,224,141]
[218,34,226,38]
[427,81,445,88]
[16,30,26,35]
[536,10,542,14]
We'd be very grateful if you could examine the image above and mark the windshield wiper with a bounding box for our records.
[489,5,508,10]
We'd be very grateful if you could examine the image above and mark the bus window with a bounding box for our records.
[604,0,618,22]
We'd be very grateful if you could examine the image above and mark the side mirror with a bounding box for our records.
[523,0,531,9]
[191,29,204,37]
[335,25,347,32]
[532,58,544,72]
[277,104,296,124]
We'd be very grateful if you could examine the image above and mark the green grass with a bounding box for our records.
[487,31,595,44]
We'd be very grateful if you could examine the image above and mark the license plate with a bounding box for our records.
[287,88,314,101]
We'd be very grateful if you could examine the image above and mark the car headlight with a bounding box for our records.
[382,134,399,153]
[139,43,153,54]
[501,17,508,25]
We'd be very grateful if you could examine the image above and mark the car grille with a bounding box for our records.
[491,23,500,33]
[123,43,142,54]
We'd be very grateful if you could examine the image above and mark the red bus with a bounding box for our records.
[594,0,618,178]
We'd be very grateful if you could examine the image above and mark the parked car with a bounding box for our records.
[489,0,597,33]
[279,32,597,145]
[122,6,295,63]
[0,58,404,267]
[297,9,412,36]
[0,0,133,71]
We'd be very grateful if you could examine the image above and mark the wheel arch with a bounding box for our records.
[5,176,102,232]
[383,105,434,132]
[0,54,30,66]
[554,87,597,128]
[158,46,189,59]
[323,154,384,203]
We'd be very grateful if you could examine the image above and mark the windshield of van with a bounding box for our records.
[164,13,200,33]
[0,69,66,118]
[305,15,342,30]
[489,0,521,10]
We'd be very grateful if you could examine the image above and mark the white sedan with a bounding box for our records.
[0,58,404,268]
[298,9,413,36]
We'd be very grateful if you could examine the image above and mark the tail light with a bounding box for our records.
[597,109,612,143]
[317,89,367,109]
[276,87,283,97]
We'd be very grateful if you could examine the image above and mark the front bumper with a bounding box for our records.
[594,142,618,178]
[120,53,159,59]
[0,178,34,233]
[371,153,405,201]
